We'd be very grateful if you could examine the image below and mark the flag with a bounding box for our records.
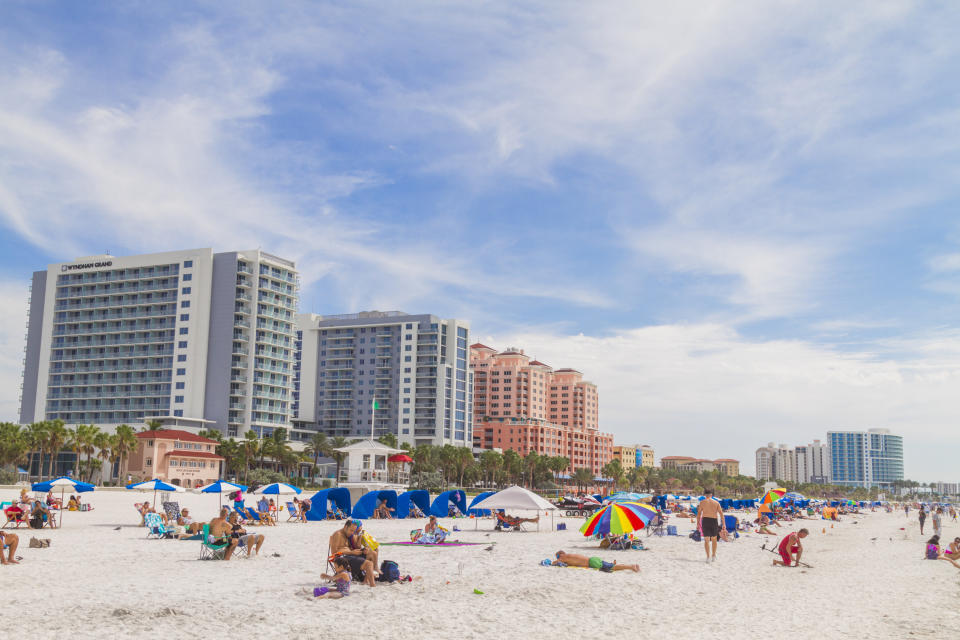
[372,399,379,410]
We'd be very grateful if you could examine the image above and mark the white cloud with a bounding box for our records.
[480,323,960,481]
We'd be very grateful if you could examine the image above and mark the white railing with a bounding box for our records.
[338,469,410,484]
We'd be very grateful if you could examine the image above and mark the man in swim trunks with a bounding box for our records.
[772,529,809,567]
[697,489,724,563]
[554,550,639,572]
[329,519,376,587]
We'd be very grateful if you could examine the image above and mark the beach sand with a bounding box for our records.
[1,489,956,639]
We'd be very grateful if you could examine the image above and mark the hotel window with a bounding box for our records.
[183,273,192,281]
[182,287,191,295]
[146,458,152,466]
[170,460,178,467]
[180,314,189,321]
[177,355,187,362]
[180,300,190,308]
[179,327,188,335]
[183,260,193,268]
[176,368,186,375]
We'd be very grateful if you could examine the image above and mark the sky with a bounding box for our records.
[1,1,959,480]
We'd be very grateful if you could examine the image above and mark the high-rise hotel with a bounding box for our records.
[293,311,471,446]
[19,249,298,438]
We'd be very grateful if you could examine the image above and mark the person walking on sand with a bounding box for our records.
[933,507,943,537]
[919,508,927,535]
[697,489,724,563]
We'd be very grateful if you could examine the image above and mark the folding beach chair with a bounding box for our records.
[199,524,229,560]
[724,515,740,539]
[646,513,667,537]
[161,501,181,523]
[494,512,526,532]
[3,506,27,529]
[144,512,172,539]
[286,502,301,522]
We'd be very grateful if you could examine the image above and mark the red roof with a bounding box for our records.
[136,430,220,445]
[470,343,496,351]
[713,458,739,462]
[163,450,224,460]
[661,456,696,460]
[529,360,551,367]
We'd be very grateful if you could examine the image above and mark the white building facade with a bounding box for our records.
[19,248,298,438]
[293,311,472,447]
[754,440,831,484]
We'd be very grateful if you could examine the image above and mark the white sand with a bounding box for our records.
[1,489,957,639]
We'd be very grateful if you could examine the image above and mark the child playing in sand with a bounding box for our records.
[315,556,352,599]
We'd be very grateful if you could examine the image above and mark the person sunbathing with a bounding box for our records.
[408,504,425,518]
[925,536,960,569]
[554,550,639,572]
[177,508,204,534]
[329,520,376,587]
[949,537,960,556]
[256,497,276,526]
[756,516,777,535]
[0,531,20,565]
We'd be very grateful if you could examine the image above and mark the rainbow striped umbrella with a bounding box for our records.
[580,501,658,537]
[760,488,787,504]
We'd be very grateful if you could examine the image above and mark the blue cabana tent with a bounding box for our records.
[397,490,430,518]
[351,490,398,519]
[305,487,351,521]
[467,491,498,516]
[430,489,467,517]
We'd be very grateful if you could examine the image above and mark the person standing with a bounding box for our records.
[697,489,724,563]
[933,507,943,537]
[919,507,927,535]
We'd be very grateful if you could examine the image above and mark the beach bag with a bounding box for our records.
[30,513,44,529]
[378,560,400,583]
[689,529,702,542]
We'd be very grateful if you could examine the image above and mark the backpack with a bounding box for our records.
[378,560,400,583]
[689,530,702,542]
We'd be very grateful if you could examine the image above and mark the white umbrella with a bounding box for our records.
[470,485,559,531]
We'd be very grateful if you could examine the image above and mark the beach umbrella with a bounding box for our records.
[387,454,413,463]
[126,478,185,509]
[253,483,302,522]
[31,476,95,528]
[605,491,645,503]
[197,480,248,509]
[760,488,787,504]
[580,501,658,537]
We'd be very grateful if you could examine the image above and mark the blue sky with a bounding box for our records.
[1,1,959,480]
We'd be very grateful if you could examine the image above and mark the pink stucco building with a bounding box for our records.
[126,430,225,488]
[470,344,613,475]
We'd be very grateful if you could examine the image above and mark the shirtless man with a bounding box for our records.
[209,508,263,560]
[329,520,376,587]
[697,489,724,563]
[554,550,639,573]
[177,507,204,534]
[772,529,809,567]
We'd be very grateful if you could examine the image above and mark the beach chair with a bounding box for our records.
[144,512,172,539]
[286,502,300,522]
[3,506,27,529]
[243,506,268,524]
[199,524,229,560]
[494,512,525,532]
[161,501,181,523]
[723,515,740,539]
[646,513,667,537]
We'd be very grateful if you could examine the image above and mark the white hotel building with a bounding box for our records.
[19,249,298,438]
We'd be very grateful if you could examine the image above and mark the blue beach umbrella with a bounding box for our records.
[126,478,185,508]
[253,483,302,522]
[32,476,95,528]
[197,480,248,508]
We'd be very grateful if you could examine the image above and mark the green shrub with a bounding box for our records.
[245,469,288,487]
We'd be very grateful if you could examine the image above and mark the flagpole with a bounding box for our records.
[371,398,376,441]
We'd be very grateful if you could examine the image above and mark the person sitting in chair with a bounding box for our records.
[177,508,204,534]
[408,503,425,518]
[495,512,539,530]
[223,511,264,559]
[375,500,394,519]
[329,520,377,587]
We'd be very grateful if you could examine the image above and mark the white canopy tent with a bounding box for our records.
[470,485,559,531]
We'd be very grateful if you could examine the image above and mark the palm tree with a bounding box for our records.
[242,430,259,481]
[112,424,138,482]
[79,425,101,482]
[601,459,625,492]
[479,449,503,488]
[27,422,49,481]
[94,431,114,484]
[144,419,165,431]
[305,433,329,482]
[377,433,398,448]
[44,419,68,480]
[452,447,475,487]
[329,437,349,482]
[502,449,522,485]
[67,426,83,479]
[571,467,593,494]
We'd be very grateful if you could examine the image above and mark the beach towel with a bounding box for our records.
[380,541,488,547]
